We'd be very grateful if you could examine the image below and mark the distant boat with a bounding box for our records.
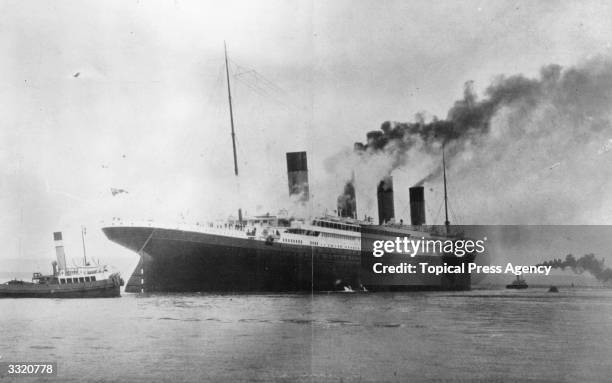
[0,231,123,298]
[548,285,559,293]
[506,275,528,289]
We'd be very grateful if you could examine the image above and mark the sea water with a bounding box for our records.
[1,288,611,382]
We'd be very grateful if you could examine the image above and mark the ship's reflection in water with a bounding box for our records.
[1,289,612,382]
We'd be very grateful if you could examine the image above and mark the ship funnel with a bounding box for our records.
[286,151,309,203]
[409,186,426,226]
[54,232,67,271]
[337,175,357,219]
[377,176,395,224]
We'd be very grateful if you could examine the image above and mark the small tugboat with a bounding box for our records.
[506,275,528,289]
[0,231,123,298]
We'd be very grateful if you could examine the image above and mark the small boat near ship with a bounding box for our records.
[548,285,559,293]
[506,275,528,289]
[0,231,123,298]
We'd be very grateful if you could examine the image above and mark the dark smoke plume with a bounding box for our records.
[328,57,612,224]
[352,60,612,184]
[538,253,612,282]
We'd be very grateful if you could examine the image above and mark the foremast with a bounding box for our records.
[224,41,243,223]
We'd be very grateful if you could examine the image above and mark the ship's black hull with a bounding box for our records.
[103,226,473,293]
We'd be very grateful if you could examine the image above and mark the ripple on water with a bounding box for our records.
[281,318,313,324]
[238,318,272,323]
[373,322,402,328]
[90,346,111,350]
[326,319,360,326]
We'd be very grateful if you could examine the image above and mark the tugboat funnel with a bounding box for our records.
[54,232,67,272]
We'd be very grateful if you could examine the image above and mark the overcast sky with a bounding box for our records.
[1,0,612,276]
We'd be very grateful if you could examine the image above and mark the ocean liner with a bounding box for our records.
[102,45,475,293]
[103,150,474,293]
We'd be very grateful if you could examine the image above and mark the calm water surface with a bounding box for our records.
[1,288,611,382]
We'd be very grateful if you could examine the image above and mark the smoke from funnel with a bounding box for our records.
[326,57,612,225]
[353,75,547,181]
[538,253,612,282]
[351,59,611,179]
